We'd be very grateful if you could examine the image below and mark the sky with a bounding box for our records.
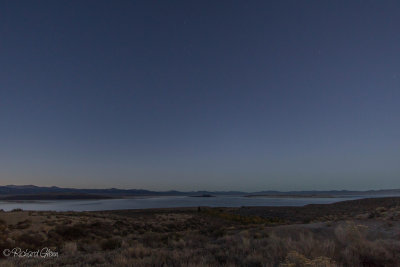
[0,0,399,191]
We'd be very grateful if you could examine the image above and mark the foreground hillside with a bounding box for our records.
[1,197,400,266]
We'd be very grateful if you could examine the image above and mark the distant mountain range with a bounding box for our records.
[0,185,243,199]
[1,185,400,200]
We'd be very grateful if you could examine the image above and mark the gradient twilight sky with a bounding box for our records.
[0,1,399,191]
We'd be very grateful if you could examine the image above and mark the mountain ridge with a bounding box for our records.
[1,185,400,198]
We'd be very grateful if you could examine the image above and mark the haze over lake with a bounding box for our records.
[0,195,390,212]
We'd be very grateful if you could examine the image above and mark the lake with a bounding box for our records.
[0,195,378,211]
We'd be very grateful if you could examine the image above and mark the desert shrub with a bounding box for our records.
[15,232,45,249]
[243,252,264,267]
[280,251,309,267]
[124,243,152,259]
[280,251,337,267]
[86,253,106,265]
[368,210,380,218]
[113,220,127,228]
[11,208,23,212]
[200,227,226,238]
[54,224,86,240]
[101,238,122,250]
[140,232,177,248]
[63,242,77,254]
[77,241,101,252]
[13,219,31,230]
[88,221,113,238]
[334,221,367,245]
[333,221,400,266]
[202,208,283,225]
[259,227,337,265]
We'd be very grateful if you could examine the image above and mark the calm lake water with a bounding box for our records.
[0,195,380,212]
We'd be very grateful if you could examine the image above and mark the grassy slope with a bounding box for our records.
[1,197,400,266]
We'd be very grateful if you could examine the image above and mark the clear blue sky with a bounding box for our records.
[0,0,399,191]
